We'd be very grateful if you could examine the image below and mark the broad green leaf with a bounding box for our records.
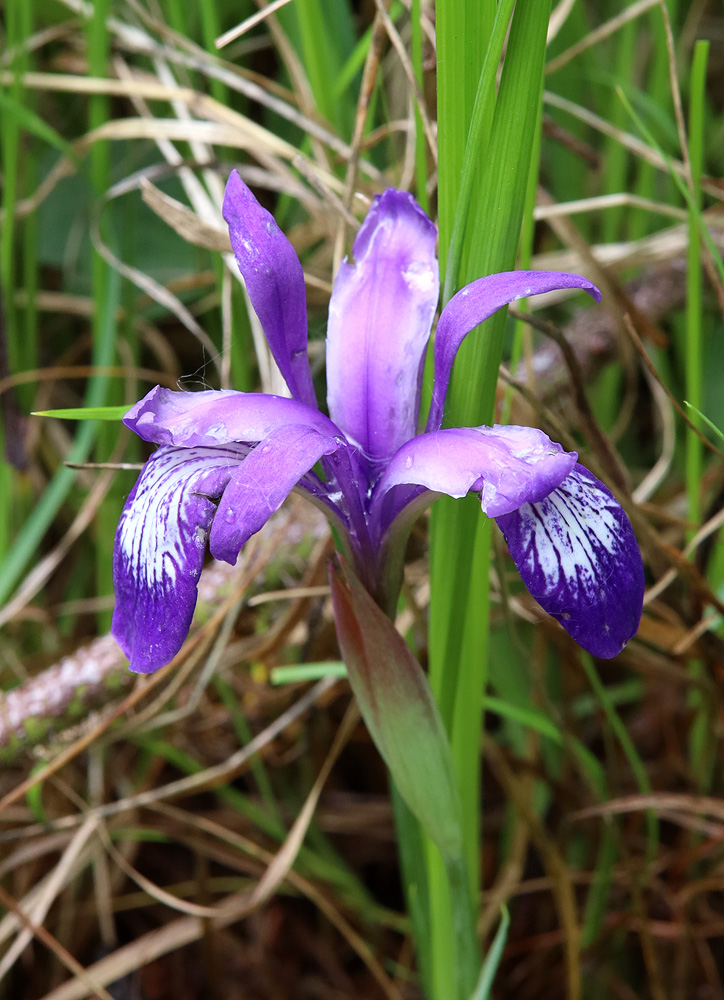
[329,558,481,998]
[329,559,464,864]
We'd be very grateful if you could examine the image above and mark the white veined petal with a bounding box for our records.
[112,444,248,674]
[496,464,644,658]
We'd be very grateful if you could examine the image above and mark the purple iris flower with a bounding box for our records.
[112,171,644,674]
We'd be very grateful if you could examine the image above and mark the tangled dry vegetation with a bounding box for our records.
[1,2,724,999]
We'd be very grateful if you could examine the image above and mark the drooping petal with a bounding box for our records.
[427,271,602,431]
[372,424,577,522]
[112,445,245,674]
[326,189,439,462]
[113,422,342,674]
[125,385,343,448]
[223,170,316,407]
[495,464,644,658]
[208,424,341,563]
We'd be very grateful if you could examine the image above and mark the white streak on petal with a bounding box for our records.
[523,479,620,596]
[117,446,244,589]
[496,464,644,658]
[112,444,248,673]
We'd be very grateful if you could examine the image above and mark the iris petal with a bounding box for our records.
[124,386,343,448]
[208,424,342,563]
[427,271,602,432]
[112,445,245,674]
[495,464,644,658]
[373,424,577,522]
[326,190,439,462]
[223,171,316,407]
[113,423,341,674]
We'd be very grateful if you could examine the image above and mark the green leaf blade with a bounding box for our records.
[32,405,130,421]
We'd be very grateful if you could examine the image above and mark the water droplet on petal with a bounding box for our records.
[405,456,413,470]
[224,508,235,523]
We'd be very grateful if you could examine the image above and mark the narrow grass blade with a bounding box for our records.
[470,906,510,1000]
[684,40,708,530]
[484,697,606,798]
[580,653,657,865]
[0,267,121,606]
[442,0,516,303]
[271,662,347,684]
[684,402,724,444]
[617,86,724,289]
[32,406,129,421]
[581,821,617,948]
[0,92,78,163]
[391,784,434,1000]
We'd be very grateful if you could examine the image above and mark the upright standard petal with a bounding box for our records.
[124,386,342,448]
[326,190,439,462]
[495,464,644,658]
[112,445,244,674]
[223,171,316,407]
[427,271,602,431]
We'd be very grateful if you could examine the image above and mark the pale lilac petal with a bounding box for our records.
[112,445,245,674]
[326,189,439,462]
[125,385,343,448]
[427,271,602,431]
[223,170,315,406]
[373,424,577,519]
[495,464,644,658]
[209,424,342,563]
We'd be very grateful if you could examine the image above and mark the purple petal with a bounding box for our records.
[208,424,341,563]
[112,445,245,674]
[373,424,577,519]
[495,464,644,658]
[113,424,341,674]
[326,189,439,462]
[125,385,343,448]
[223,171,316,407]
[427,271,602,431]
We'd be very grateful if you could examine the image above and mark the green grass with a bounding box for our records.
[428,5,552,996]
